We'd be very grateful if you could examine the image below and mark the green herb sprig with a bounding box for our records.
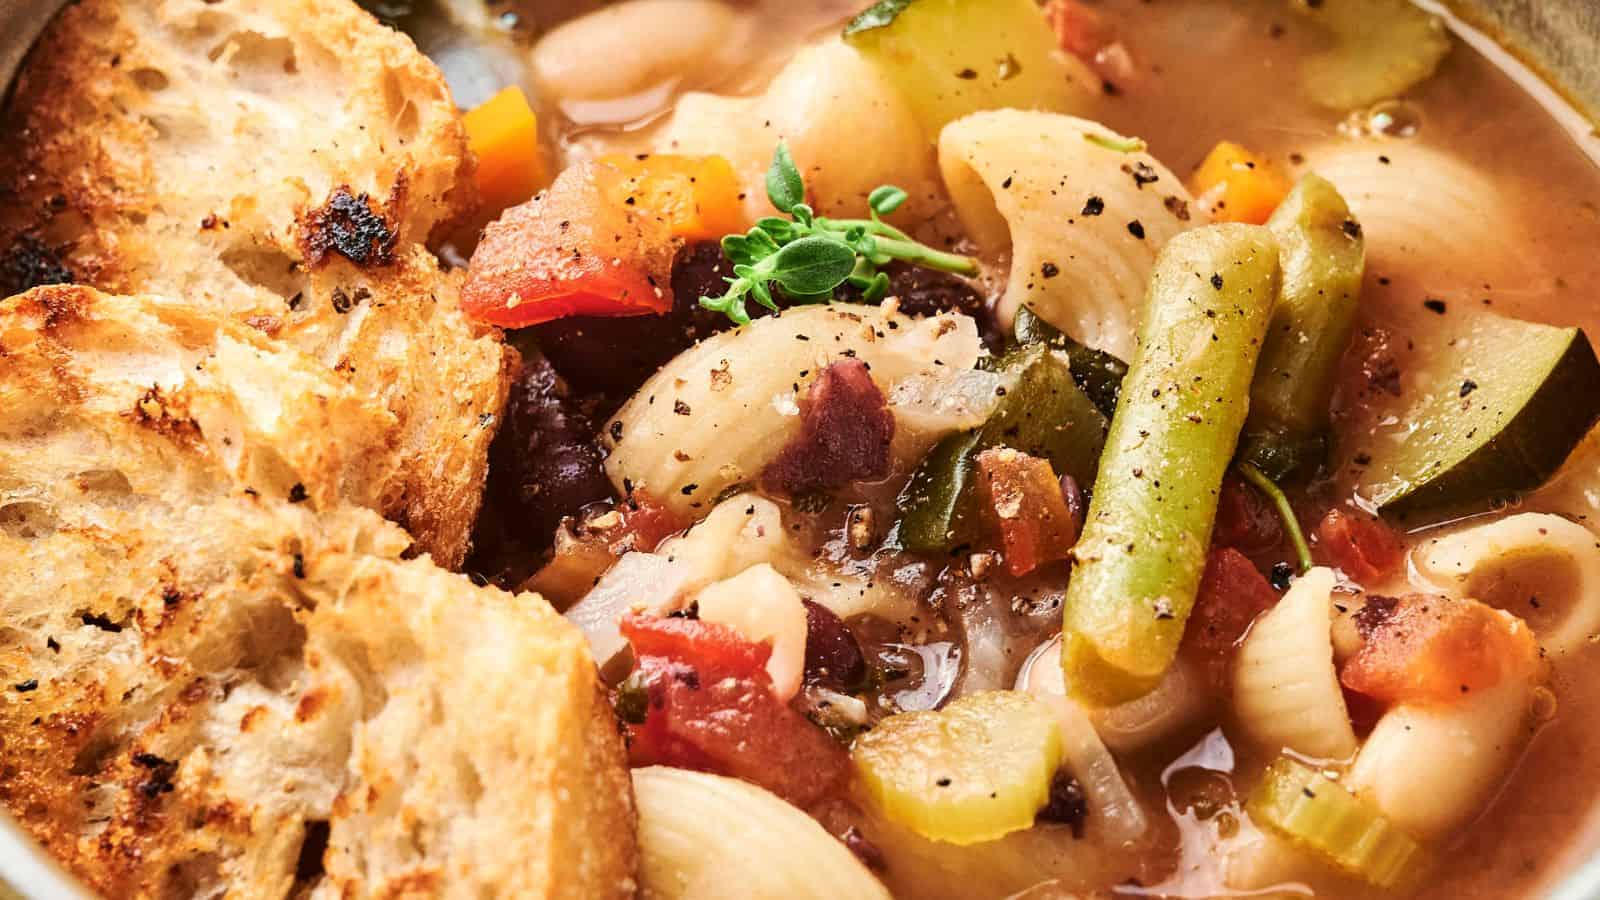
[699,142,979,325]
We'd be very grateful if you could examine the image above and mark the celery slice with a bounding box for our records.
[853,691,1063,846]
[1248,757,1427,889]
[843,0,1093,136]
[1293,0,1452,110]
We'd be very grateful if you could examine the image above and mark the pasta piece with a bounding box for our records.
[695,564,809,700]
[1018,637,1151,845]
[1090,658,1207,755]
[1415,512,1600,656]
[938,110,1205,359]
[1296,140,1537,304]
[632,767,891,900]
[603,305,981,519]
[1233,567,1359,761]
[612,40,943,222]
[1344,676,1540,840]
[530,0,750,117]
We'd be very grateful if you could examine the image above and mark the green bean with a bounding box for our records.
[1061,224,1281,705]
[1239,175,1365,481]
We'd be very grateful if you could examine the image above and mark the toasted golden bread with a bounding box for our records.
[0,287,636,899]
[0,0,511,567]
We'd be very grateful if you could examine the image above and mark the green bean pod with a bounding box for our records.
[1239,175,1366,481]
[1062,224,1281,705]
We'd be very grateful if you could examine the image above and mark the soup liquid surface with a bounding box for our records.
[439,0,1600,895]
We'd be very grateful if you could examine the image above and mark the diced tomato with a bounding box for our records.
[974,448,1081,576]
[1181,547,1281,693]
[1213,474,1284,558]
[1314,507,1405,583]
[619,614,851,807]
[462,86,548,216]
[524,494,689,607]
[1340,595,1541,706]
[462,161,678,327]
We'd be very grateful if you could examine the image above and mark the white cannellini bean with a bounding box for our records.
[694,563,809,701]
[1344,676,1540,840]
[530,0,750,113]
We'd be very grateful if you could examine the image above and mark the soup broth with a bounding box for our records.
[412,1,1600,896]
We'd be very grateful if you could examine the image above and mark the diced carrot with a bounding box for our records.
[1181,547,1280,694]
[1341,594,1541,706]
[598,153,746,243]
[1314,508,1404,583]
[974,447,1081,576]
[463,86,548,216]
[1191,141,1292,225]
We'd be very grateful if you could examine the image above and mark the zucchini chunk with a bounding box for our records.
[1356,315,1600,520]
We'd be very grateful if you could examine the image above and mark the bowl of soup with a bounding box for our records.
[1,0,1599,898]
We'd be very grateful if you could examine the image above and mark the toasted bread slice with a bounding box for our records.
[0,0,511,566]
[0,286,636,899]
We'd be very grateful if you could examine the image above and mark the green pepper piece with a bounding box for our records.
[1062,225,1280,705]
[895,430,984,552]
[1239,175,1365,481]
[895,345,1108,553]
[1013,305,1127,420]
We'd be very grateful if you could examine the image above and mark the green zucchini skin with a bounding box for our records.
[1361,320,1600,522]
[1239,175,1365,482]
[1062,224,1281,706]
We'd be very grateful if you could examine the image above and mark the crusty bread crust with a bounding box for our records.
[0,285,637,899]
[0,0,511,567]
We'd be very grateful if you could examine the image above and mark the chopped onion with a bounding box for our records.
[1018,639,1149,845]
[564,551,692,666]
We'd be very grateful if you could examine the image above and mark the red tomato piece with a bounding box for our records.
[462,161,677,327]
[1314,508,1404,583]
[1213,474,1284,558]
[974,447,1081,576]
[1340,594,1541,707]
[1180,547,1280,694]
[619,615,851,807]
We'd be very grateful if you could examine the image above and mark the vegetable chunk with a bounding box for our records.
[1354,314,1600,520]
[853,691,1064,845]
[1061,225,1281,705]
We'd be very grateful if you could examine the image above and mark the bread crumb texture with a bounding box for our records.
[0,284,637,899]
[0,0,513,567]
